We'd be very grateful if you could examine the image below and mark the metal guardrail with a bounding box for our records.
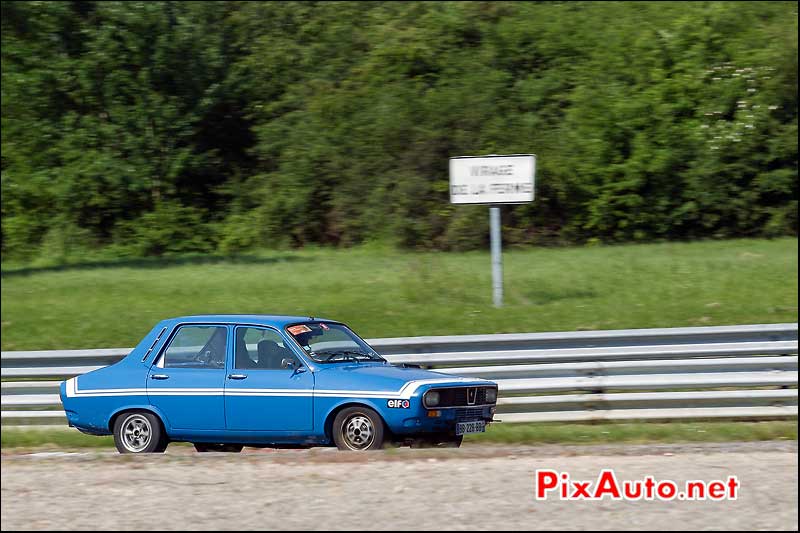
[1,323,797,425]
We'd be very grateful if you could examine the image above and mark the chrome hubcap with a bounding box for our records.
[121,414,152,452]
[343,414,374,450]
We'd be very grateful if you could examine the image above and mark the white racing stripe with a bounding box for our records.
[64,376,491,399]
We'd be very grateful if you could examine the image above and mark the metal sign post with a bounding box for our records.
[489,206,503,307]
[449,154,536,308]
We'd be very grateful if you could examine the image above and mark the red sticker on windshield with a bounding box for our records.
[320,323,330,330]
[288,325,312,335]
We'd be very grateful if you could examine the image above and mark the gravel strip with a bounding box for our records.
[2,441,797,530]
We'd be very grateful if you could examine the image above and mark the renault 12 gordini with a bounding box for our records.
[60,315,498,453]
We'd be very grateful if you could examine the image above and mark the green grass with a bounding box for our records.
[465,420,798,445]
[2,420,796,449]
[1,428,114,449]
[1,238,797,350]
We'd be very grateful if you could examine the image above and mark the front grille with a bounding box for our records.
[430,386,495,408]
[456,408,485,422]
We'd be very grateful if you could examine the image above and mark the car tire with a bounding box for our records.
[194,443,244,453]
[332,406,385,451]
[154,437,170,453]
[113,411,167,454]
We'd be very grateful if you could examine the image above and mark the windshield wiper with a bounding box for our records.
[321,351,361,364]
[347,350,386,362]
[316,350,384,363]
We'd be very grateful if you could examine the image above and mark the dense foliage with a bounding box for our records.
[2,1,797,260]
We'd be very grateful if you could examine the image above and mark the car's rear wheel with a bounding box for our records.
[113,411,167,454]
[332,406,385,451]
[194,443,244,453]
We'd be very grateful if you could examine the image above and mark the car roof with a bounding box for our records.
[164,315,338,327]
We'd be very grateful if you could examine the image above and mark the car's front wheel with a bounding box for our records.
[332,406,385,451]
[113,411,168,454]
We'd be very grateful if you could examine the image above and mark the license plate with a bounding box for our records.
[456,420,485,435]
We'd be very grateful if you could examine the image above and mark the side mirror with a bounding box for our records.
[282,358,305,373]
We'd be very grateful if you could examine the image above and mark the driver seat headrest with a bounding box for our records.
[257,339,286,369]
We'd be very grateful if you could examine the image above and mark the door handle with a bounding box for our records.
[150,374,170,380]
[228,374,248,380]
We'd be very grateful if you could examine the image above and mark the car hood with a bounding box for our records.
[312,363,492,397]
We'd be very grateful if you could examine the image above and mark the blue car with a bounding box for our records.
[61,315,498,453]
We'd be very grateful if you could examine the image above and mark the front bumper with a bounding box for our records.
[394,405,496,435]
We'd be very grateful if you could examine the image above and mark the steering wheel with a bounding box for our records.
[192,350,214,365]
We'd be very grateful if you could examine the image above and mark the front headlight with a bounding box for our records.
[424,390,440,408]
[485,387,497,403]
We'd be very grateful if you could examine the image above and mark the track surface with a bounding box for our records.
[2,441,797,530]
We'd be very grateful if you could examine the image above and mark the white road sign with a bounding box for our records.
[449,154,536,205]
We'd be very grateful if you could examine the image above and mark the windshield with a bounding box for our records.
[286,322,386,364]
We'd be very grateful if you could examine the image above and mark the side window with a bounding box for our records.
[161,326,227,369]
[234,327,298,370]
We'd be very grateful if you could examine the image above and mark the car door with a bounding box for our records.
[147,324,228,430]
[224,325,313,431]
